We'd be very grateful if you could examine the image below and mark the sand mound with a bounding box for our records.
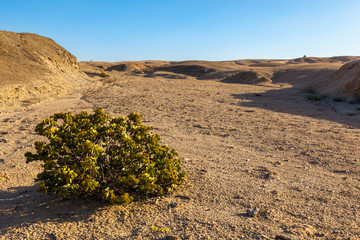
[153,64,217,78]
[315,60,360,99]
[0,31,88,105]
[221,71,272,84]
[151,61,242,80]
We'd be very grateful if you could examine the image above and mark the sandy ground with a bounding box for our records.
[1,65,360,239]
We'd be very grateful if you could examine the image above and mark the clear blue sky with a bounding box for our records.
[1,0,360,61]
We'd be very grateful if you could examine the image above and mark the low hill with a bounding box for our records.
[0,30,88,105]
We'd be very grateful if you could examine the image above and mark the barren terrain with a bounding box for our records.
[1,32,360,239]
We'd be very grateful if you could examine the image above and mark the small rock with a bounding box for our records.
[45,233,57,240]
[169,202,178,208]
[184,235,193,240]
[246,207,260,217]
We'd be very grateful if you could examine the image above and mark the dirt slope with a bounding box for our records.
[0,31,88,105]
[314,60,360,100]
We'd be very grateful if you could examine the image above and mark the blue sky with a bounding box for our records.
[1,0,360,61]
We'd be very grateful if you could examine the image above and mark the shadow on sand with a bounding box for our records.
[229,84,360,129]
[0,185,106,233]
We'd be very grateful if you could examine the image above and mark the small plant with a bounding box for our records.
[99,71,110,77]
[25,108,186,204]
[306,88,315,94]
[307,95,325,101]
[356,107,360,111]
[347,112,357,116]
[151,225,170,233]
[333,97,345,102]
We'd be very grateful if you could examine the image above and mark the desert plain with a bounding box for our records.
[1,31,360,239]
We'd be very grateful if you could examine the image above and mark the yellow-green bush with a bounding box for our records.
[25,108,186,204]
[99,71,110,77]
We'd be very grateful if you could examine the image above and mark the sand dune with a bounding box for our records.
[1,32,360,239]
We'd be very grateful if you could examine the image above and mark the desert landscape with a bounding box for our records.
[1,30,360,239]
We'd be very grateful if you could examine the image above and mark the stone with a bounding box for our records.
[169,202,178,208]
[45,233,57,240]
[246,207,260,217]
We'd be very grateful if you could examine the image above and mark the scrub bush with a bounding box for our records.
[25,108,186,204]
[99,71,110,77]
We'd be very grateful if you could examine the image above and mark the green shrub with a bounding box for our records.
[99,71,110,77]
[307,95,324,101]
[333,97,345,102]
[306,87,315,94]
[25,108,186,204]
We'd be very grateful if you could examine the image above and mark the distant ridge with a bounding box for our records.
[81,56,360,100]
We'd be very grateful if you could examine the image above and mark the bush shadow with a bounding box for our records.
[0,184,107,232]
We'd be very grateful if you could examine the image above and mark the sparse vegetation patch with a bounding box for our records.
[99,71,110,77]
[307,95,326,101]
[333,97,345,102]
[306,87,315,94]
